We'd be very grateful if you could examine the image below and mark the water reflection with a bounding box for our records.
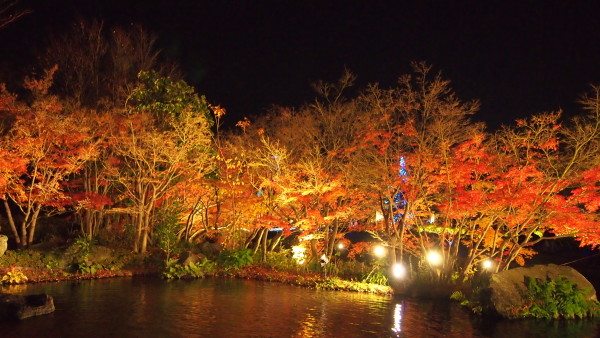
[1,278,598,337]
[391,303,403,336]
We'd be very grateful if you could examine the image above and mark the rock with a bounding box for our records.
[0,293,55,320]
[0,235,7,256]
[489,264,597,319]
[88,245,114,265]
[200,242,223,258]
[178,251,206,266]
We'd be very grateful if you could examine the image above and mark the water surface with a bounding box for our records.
[1,278,598,337]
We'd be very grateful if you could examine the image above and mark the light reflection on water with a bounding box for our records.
[1,278,599,337]
[392,303,402,335]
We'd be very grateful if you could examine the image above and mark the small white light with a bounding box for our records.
[337,243,344,250]
[427,251,442,266]
[292,245,306,265]
[392,263,406,279]
[373,245,386,258]
[482,259,493,270]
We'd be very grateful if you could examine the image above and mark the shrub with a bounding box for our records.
[361,267,389,286]
[216,249,253,271]
[162,257,216,279]
[520,276,600,319]
[76,262,105,275]
[1,265,28,284]
[262,251,300,272]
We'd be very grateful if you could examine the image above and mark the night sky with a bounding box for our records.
[1,0,600,129]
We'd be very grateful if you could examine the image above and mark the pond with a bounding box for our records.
[1,278,599,337]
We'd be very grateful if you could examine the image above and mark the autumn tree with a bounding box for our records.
[109,71,214,253]
[68,111,115,239]
[0,68,97,247]
[487,85,600,270]
[346,63,481,273]
[239,71,371,262]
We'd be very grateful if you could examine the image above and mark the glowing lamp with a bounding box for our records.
[392,263,406,279]
[292,245,306,265]
[337,243,345,250]
[482,259,494,270]
[373,245,386,258]
[427,251,442,266]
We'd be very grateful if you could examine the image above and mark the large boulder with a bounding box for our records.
[0,235,7,256]
[489,264,597,319]
[0,293,55,320]
[178,251,207,266]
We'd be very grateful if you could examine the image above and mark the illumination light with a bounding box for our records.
[426,251,442,266]
[292,245,306,265]
[392,263,406,279]
[373,245,386,258]
[337,243,344,250]
[482,259,494,270]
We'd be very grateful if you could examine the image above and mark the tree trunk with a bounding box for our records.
[261,228,268,262]
[310,238,319,263]
[27,205,41,246]
[268,231,283,252]
[20,217,27,248]
[244,229,260,249]
[3,199,20,245]
[327,220,339,258]
[253,228,265,254]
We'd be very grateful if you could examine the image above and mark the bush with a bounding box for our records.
[262,251,299,272]
[162,257,216,279]
[361,267,389,286]
[1,265,28,284]
[76,262,104,275]
[216,249,253,271]
[520,276,600,319]
[334,260,371,280]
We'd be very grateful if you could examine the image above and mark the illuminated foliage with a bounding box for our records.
[0,68,98,247]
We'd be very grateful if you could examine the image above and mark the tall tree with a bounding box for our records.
[0,68,97,247]
[110,71,214,253]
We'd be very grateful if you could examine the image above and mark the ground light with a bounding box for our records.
[482,259,494,270]
[392,263,406,279]
[426,251,442,266]
[292,246,306,265]
[373,245,386,258]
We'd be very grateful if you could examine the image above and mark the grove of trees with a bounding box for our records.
[0,17,598,284]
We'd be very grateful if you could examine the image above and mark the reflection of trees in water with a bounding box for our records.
[4,279,597,337]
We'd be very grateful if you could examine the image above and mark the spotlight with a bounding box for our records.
[427,251,442,266]
[482,259,494,270]
[373,245,386,258]
[392,263,406,279]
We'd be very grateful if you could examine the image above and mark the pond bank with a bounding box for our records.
[1,263,393,296]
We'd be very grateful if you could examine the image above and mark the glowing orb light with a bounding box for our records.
[427,251,442,266]
[482,259,494,270]
[337,243,345,250]
[373,245,386,258]
[392,263,406,279]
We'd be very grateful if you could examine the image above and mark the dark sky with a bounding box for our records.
[2,0,600,129]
